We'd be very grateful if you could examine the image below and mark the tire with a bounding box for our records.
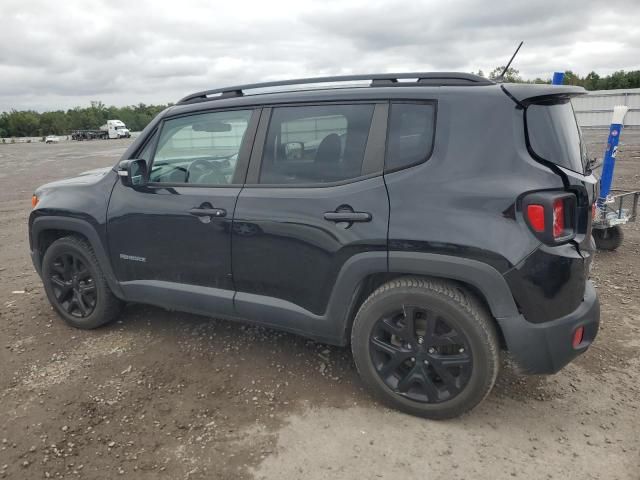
[41,236,123,329]
[593,226,623,251]
[351,277,500,419]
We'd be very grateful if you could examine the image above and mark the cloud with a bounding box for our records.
[1,0,639,111]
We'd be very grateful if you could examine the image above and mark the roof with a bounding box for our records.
[176,72,494,105]
[162,76,591,119]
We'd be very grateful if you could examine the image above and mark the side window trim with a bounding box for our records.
[133,129,159,164]
[231,108,261,185]
[245,108,271,184]
[146,108,261,188]
[384,100,438,174]
[362,103,388,176]
[244,103,385,188]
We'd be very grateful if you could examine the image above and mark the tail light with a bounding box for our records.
[522,191,577,244]
[572,326,585,349]
[552,198,565,238]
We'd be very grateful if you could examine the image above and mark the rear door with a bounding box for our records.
[231,103,389,325]
[107,108,259,315]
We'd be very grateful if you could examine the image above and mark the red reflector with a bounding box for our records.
[572,326,584,348]
[553,199,565,238]
[526,205,545,232]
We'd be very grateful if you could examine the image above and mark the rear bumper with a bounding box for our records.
[497,281,600,374]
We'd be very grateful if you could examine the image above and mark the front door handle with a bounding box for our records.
[324,211,371,222]
[189,207,227,218]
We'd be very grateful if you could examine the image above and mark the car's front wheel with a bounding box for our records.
[351,277,500,419]
[41,236,123,329]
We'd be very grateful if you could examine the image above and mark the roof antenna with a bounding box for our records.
[496,41,523,82]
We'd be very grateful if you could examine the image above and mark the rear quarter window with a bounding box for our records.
[526,100,586,174]
[385,102,436,172]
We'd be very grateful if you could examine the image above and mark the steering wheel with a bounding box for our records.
[185,159,214,183]
[186,158,228,184]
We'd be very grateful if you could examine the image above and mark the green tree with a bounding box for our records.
[584,71,600,90]
[489,66,522,82]
[563,70,582,86]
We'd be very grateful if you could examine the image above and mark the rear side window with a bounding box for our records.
[385,102,436,172]
[526,101,586,174]
[259,104,374,185]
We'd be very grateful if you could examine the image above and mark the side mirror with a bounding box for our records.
[117,159,148,187]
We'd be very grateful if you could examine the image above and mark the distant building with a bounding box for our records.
[573,88,640,128]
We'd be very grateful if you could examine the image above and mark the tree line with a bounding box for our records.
[485,68,640,90]
[0,101,168,138]
[2,69,640,138]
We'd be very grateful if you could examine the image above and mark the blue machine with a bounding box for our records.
[552,72,565,85]
[597,110,626,208]
[591,105,638,250]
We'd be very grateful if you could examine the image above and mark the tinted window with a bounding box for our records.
[137,132,157,164]
[259,104,374,185]
[527,101,586,174]
[385,103,435,172]
[149,110,252,185]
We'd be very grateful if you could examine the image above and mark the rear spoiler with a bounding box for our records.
[501,84,587,107]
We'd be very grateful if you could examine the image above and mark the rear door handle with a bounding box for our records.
[324,211,371,222]
[189,207,227,218]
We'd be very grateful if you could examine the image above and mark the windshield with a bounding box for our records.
[526,100,586,174]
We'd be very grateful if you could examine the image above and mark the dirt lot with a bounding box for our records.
[1,132,639,480]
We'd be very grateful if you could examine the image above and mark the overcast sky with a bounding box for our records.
[1,0,639,112]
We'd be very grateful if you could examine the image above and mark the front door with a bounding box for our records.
[107,108,259,315]
[231,103,389,335]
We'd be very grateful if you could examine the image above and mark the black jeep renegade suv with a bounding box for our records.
[29,73,600,419]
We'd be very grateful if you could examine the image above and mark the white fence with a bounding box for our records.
[573,88,640,128]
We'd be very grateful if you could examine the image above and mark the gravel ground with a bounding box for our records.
[0,132,639,479]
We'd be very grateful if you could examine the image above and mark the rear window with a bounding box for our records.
[526,100,586,174]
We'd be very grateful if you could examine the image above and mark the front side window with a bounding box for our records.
[385,102,436,172]
[149,109,252,185]
[259,104,374,185]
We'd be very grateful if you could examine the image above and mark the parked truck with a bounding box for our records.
[100,120,131,139]
[71,120,131,141]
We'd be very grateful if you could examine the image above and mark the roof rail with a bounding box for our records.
[177,72,493,104]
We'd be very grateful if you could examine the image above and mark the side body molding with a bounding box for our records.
[30,220,519,346]
[236,251,519,345]
[234,252,388,344]
[388,252,519,319]
[30,216,124,298]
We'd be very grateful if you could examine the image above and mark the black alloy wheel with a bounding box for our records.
[369,305,472,403]
[47,252,97,318]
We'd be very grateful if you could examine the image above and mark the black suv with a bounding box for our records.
[29,73,600,419]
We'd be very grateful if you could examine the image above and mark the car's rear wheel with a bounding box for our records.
[593,226,623,251]
[41,236,123,329]
[351,277,500,419]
